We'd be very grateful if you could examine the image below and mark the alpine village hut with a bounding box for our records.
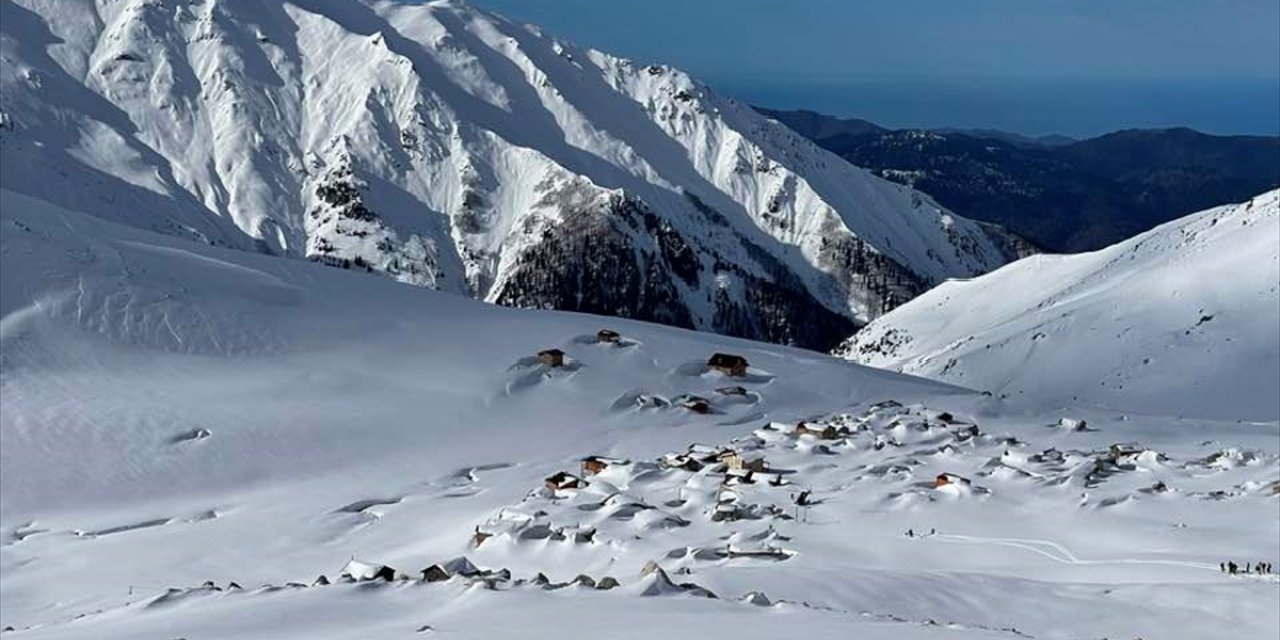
[537,348,566,367]
[340,559,400,582]
[707,353,749,377]
[581,455,624,477]
[1107,442,1144,463]
[596,329,621,344]
[681,395,712,414]
[421,564,451,583]
[545,471,584,492]
[934,473,971,489]
[794,421,845,440]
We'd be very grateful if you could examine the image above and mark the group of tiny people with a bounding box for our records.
[1220,561,1272,575]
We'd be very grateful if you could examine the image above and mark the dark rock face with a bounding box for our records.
[493,193,696,332]
[492,191,859,352]
[714,279,859,350]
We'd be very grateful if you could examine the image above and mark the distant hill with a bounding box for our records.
[755,108,886,140]
[932,127,1077,148]
[758,109,1280,252]
[836,190,1280,421]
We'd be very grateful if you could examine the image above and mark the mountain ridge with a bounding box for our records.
[759,108,1280,252]
[0,0,1026,351]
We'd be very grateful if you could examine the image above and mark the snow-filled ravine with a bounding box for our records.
[1,190,1277,639]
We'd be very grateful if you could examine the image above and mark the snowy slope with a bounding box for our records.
[3,192,1278,639]
[0,0,1026,350]
[837,190,1280,421]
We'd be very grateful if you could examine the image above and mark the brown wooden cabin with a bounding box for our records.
[794,422,844,440]
[596,329,621,344]
[934,473,971,489]
[682,396,712,414]
[421,564,451,582]
[581,457,608,476]
[581,456,623,476]
[471,526,493,548]
[707,353,749,377]
[538,348,566,367]
[545,471,583,491]
[1108,442,1143,462]
[662,453,704,472]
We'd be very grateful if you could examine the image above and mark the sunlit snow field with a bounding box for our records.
[2,191,1277,639]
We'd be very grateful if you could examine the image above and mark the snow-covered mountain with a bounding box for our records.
[0,0,1027,350]
[837,190,1280,421]
[3,188,1278,640]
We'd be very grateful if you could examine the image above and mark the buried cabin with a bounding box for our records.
[545,471,584,492]
[581,455,626,476]
[934,473,972,489]
[537,348,566,367]
[707,353,749,377]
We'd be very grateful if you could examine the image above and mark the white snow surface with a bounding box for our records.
[2,190,1278,639]
[0,0,1018,332]
[838,190,1280,422]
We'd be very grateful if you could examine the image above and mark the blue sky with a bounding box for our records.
[467,0,1280,136]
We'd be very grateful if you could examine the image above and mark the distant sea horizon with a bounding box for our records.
[715,75,1280,139]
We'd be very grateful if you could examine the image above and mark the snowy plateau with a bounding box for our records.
[0,1,1278,639]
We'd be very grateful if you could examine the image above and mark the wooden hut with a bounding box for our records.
[934,473,971,489]
[537,348,566,367]
[421,564,451,582]
[1108,442,1143,462]
[545,471,584,492]
[681,396,712,414]
[596,329,621,344]
[580,455,626,476]
[707,353,749,377]
[795,422,843,440]
[340,560,399,582]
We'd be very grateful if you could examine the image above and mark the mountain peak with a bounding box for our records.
[0,0,1024,349]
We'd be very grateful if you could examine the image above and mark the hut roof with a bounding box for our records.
[340,559,396,581]
[707,352,748,367]
[581,455,627,464]
[442,556,482,577]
